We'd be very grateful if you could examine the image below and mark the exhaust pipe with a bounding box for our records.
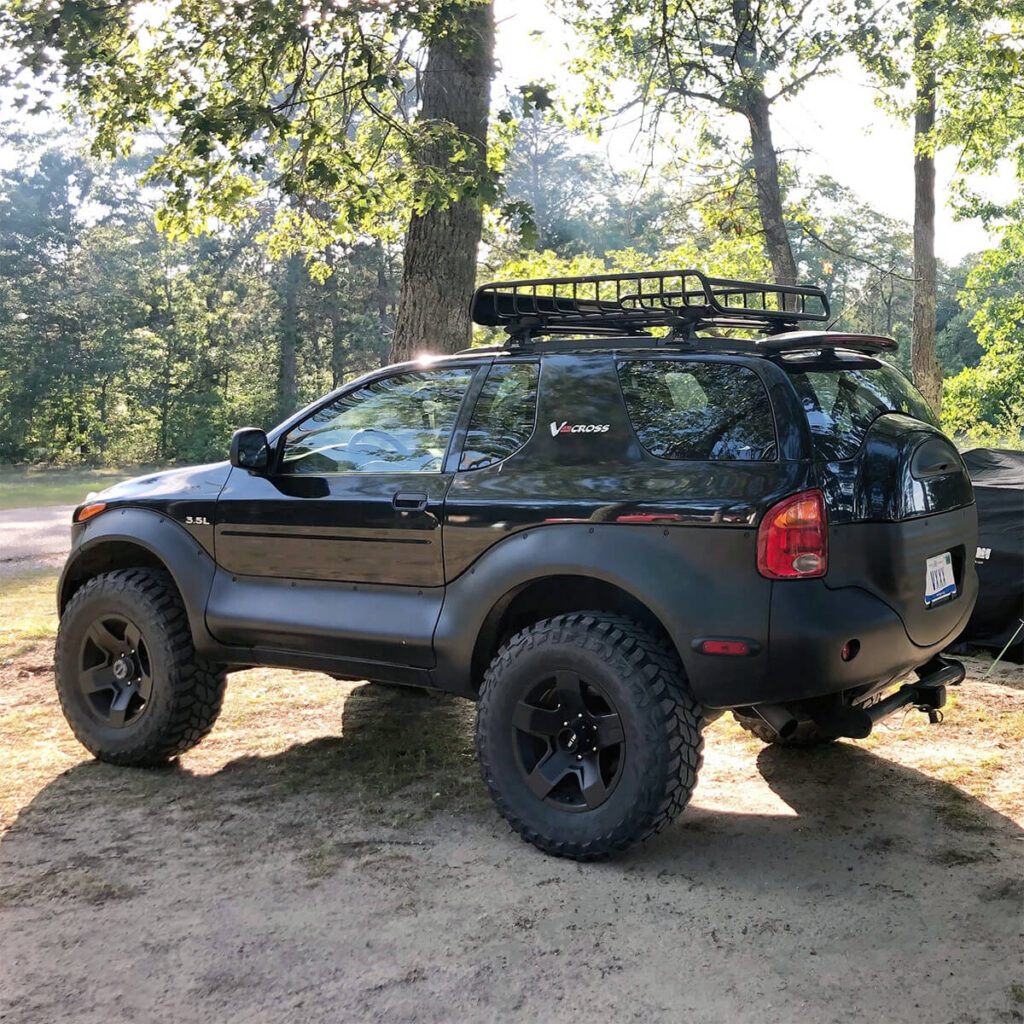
[752,703,798,740]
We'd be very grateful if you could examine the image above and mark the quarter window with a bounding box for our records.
[460,362,539,471]
[784,363,938,461]
[617,360,776,461]
[280,368,473,474]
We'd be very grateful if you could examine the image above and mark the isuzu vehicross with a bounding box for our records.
[55,270,978,859]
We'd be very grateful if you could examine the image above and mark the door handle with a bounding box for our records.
[393,491,429,512]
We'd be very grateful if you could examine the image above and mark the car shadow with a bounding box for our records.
[4,682,1020,888]
[1,682,485,883]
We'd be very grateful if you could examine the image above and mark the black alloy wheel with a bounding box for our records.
[77,613,154,729]
[512,670,625,812]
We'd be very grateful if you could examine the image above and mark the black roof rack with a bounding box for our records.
[470,269,830,343]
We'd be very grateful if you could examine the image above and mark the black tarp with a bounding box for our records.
[960,448,1024,654]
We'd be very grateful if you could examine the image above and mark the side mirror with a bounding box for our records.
[230,428,271,473]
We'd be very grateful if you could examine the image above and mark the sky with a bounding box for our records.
[492,0,1018,263]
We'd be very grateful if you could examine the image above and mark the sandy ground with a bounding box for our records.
[0,508,74,577]
[1,645,1022,1024]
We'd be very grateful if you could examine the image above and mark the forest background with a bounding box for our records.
[1,0,1022,468]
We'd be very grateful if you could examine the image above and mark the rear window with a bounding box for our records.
[786,363,937,461]
[617,360,777,461]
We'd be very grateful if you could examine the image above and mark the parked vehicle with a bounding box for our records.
[957,448,1024,661]
[55,270,978,858]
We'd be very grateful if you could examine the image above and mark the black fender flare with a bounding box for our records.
[58,508,220,656]
[432,522,770,702]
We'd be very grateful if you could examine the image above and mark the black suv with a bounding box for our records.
[54,270,978,859]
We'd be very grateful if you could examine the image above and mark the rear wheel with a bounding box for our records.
[476,612,703,860]
[55,568,227,766]
[732,711,837,748]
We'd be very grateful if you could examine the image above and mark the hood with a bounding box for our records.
[86,462,232,505]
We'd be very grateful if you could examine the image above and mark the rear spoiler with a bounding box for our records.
[758,331,898,356]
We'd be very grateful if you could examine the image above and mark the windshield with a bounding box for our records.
[785,362,938,461]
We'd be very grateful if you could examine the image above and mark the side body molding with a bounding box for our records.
[430,522,772,704]
[59,508,223,658]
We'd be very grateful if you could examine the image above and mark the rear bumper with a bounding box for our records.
[696,577,976,709]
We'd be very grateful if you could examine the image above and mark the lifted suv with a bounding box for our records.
[55,270,978,859]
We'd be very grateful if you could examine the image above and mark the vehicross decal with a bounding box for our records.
[550,421,611,437]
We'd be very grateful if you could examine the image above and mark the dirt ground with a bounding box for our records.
[1,639,1022,1024]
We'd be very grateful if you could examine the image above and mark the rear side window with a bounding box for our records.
[460,361,539,470]
[617,360,777,461]
[786,364,938,461]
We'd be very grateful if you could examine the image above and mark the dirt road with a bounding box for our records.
[1,647,1022,1023]
[0,507,74,577]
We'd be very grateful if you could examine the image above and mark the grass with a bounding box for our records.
[0,568,61,659]
[0,465,162,510]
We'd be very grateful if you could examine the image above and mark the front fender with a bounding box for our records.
[432,522,771,703]
[59,507,220,656]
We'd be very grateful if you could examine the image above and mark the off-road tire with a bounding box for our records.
[731,711,837,748]
[476,612,703,860]
[55,568,227,766]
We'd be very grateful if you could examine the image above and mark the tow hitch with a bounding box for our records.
[862,656,962,725]
[832,655,965,737]
[750,656,966,740]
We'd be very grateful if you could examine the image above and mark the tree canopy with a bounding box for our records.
[0,1,1021,461]
[1,0,495,265]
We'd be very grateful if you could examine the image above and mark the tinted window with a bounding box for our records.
[786,363,937,461]
[617,360,776,461]
[460,362,539,471]
[280,368,473,474]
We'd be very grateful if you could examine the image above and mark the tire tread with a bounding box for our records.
[476,611,703,860]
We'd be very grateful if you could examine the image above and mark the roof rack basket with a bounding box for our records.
[470,269,830,343]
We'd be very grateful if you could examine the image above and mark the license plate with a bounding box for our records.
[925,551,957,606]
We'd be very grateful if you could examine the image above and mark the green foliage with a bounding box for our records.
[854,1,1024,214]
[0,0,495,261]
[487,101,671,261]
[942,216,1024,449]
[0,127,396,466]
[564,0,850,124]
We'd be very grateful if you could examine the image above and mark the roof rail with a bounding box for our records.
[470,269,830,343]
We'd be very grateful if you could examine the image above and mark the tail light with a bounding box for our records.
[757,489,828,579]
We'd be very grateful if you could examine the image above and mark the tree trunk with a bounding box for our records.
[279,251,301,416]
[746,90,798,288]
[733,0,797,288]
[911,2,942,415]
[375,246,394,366]
[328,254,347,391]
[390,1,494,362]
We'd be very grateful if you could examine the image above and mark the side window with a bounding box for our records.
[280,368,473,474]
[459,362,539,471]
[617,360,776,461]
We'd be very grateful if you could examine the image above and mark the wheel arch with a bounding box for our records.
[59,539,167,612]
[468,573,681,695]
[433,522,771,703]
[59,509,220,655]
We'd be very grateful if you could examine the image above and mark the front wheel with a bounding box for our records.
[476,612,703,860]
[55,568,227,766]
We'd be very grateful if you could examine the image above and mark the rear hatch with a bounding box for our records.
[782,353,977,647]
